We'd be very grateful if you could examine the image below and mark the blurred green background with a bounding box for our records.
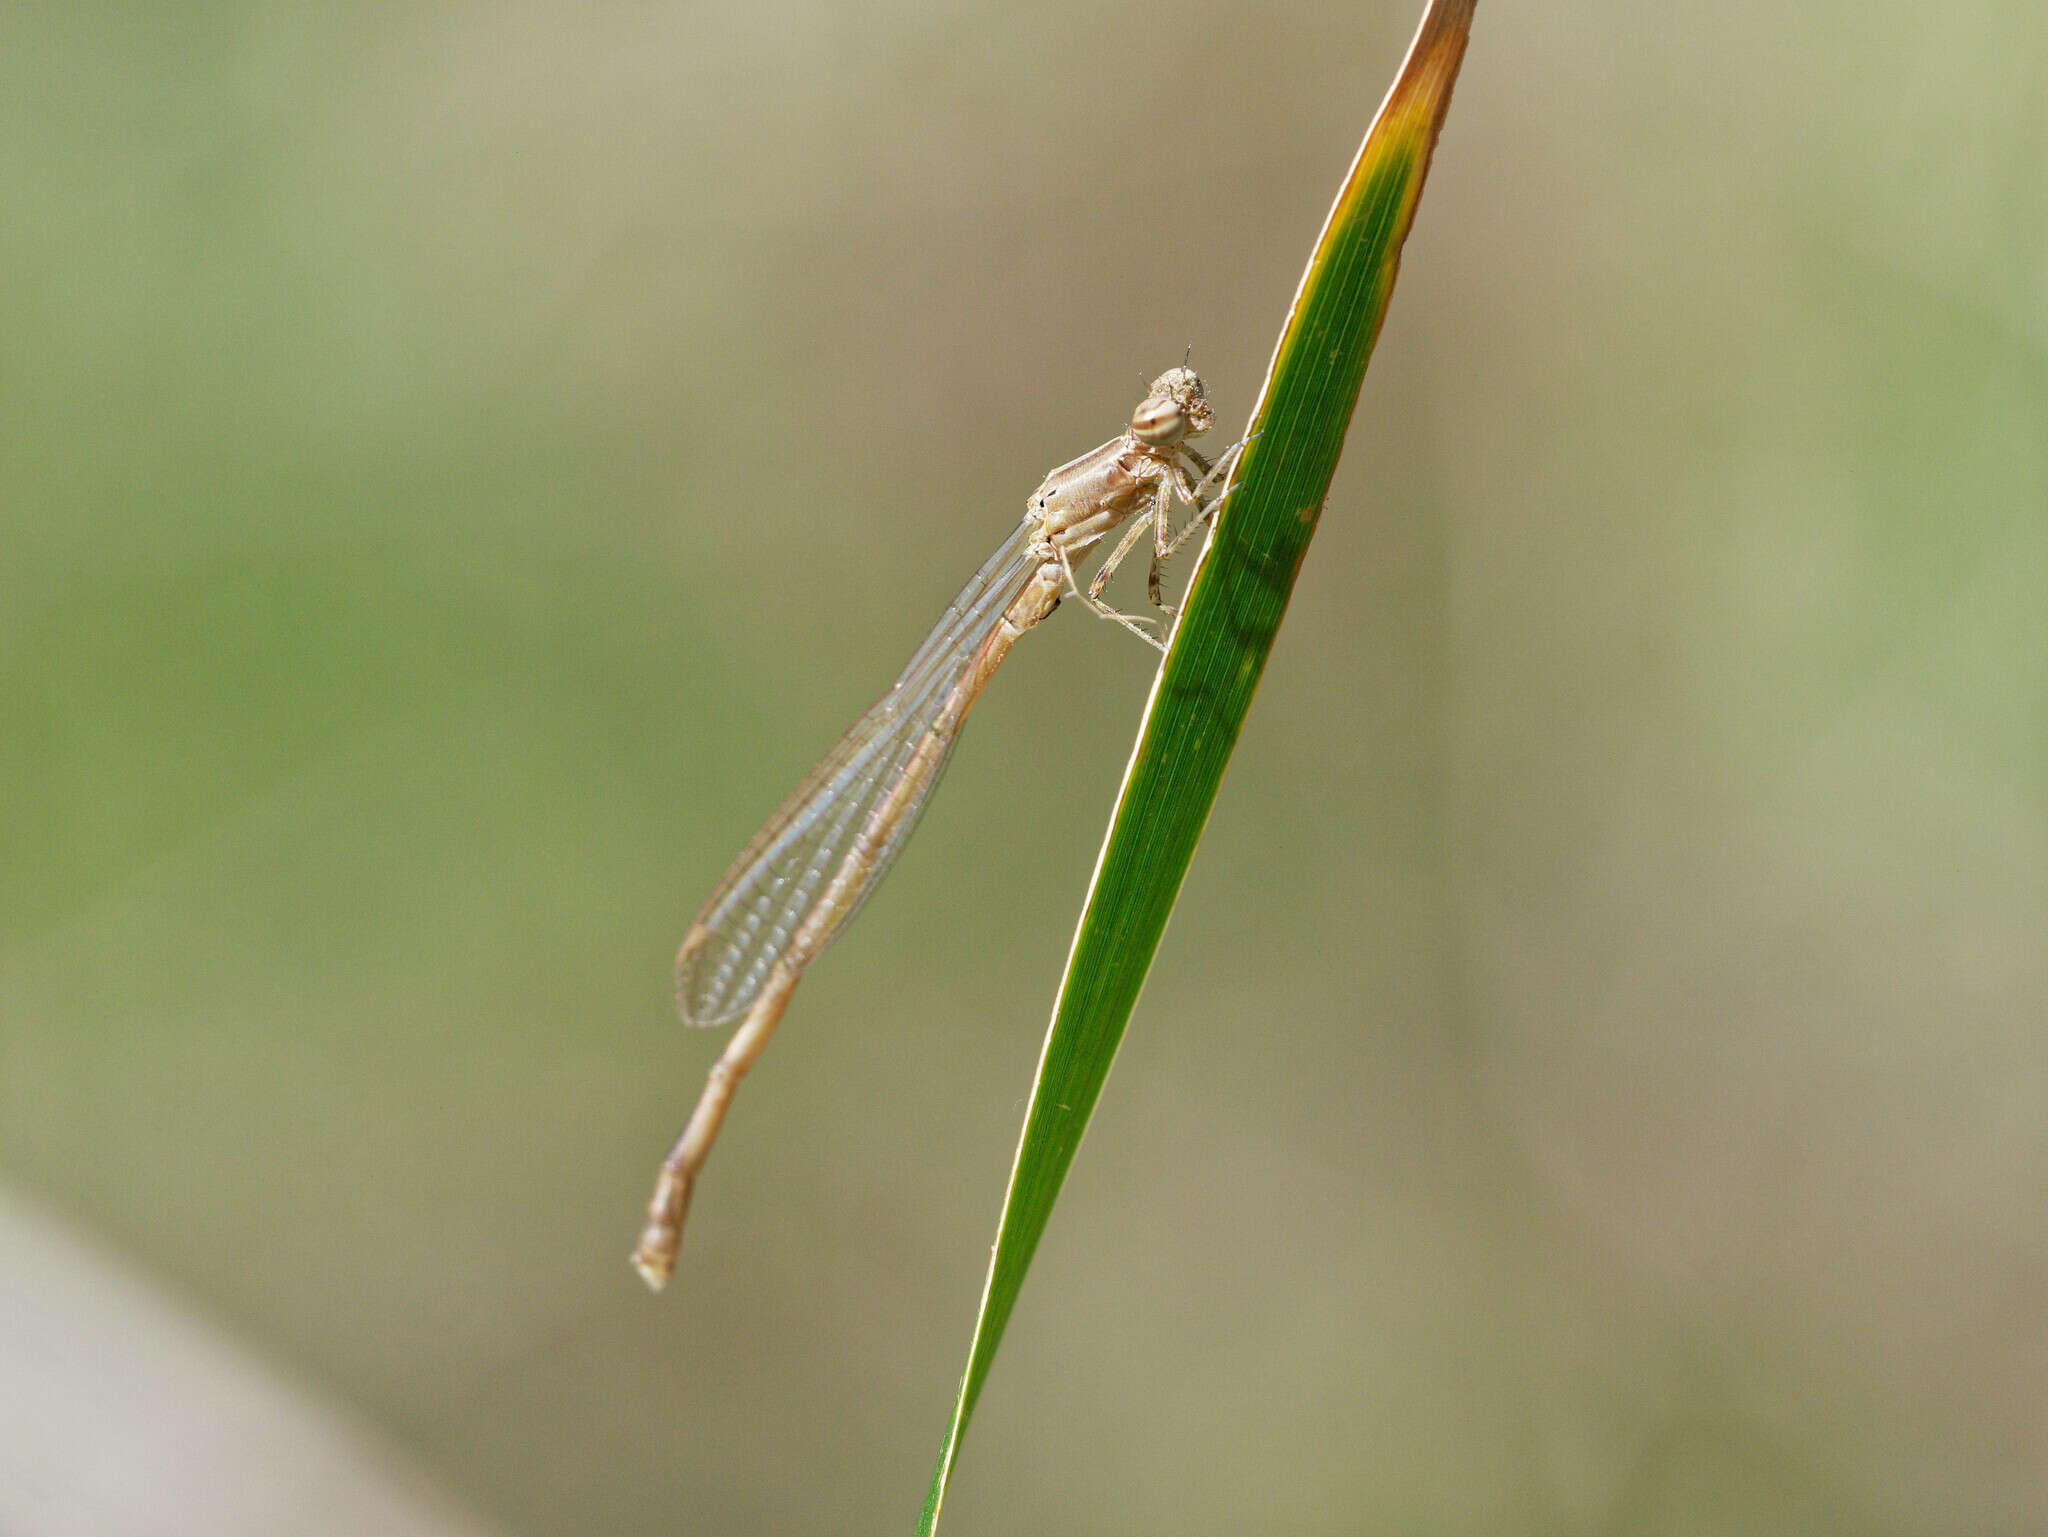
[3,3,2043,1533]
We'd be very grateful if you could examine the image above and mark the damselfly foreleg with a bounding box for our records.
[1059,539,1167,651]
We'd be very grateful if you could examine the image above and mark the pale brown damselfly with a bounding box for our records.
[634,367,1244,1289]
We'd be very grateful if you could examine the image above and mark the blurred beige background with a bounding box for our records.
[3,3,2043,1533]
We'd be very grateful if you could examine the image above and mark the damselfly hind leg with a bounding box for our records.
[1058,542,1167,652]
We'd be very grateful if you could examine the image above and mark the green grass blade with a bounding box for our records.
[917,3,1476,1529]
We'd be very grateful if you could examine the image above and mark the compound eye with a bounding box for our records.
[1130,396,1184,446]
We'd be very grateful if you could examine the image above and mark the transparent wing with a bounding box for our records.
[676,517,1043,1028]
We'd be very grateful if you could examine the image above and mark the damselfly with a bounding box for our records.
[633,367,1243,1289]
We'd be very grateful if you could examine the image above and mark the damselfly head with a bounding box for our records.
[1130,367,1214,447]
